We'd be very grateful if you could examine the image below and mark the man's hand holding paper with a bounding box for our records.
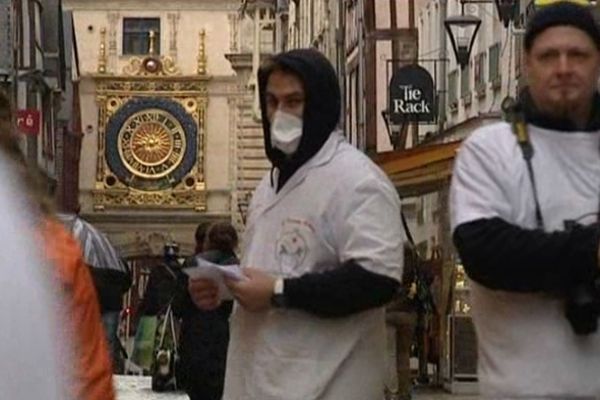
[184,257,245,303]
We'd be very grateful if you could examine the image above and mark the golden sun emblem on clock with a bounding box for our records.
[132,123,172,165]
[118,109,186,179]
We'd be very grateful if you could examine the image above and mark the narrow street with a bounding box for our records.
[115,376,481,400]
[6,0,591,398]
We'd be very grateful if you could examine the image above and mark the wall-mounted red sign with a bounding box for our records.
[16,109,40,135]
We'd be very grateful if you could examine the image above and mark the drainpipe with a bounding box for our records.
[338,0,346,132]
[357,0,365,150]
[438,0,447,136]
[251,7,261,120]
[11,0,19,123]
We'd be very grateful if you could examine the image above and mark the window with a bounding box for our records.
[474,52,486,93]
[260,25,275,53]
[489,43,501,84]
[448,69,458,107]
[460,64,470,98]
[123,18,161,55]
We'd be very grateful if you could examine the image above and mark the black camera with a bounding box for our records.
[564,220,600,335]
[565,279,600,335]
[164,242,179,258]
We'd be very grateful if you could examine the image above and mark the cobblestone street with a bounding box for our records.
[115,376,482,400]
[115,376,187,400]
[411,388,481,400]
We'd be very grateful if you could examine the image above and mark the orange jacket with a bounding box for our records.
[43,218,116,400]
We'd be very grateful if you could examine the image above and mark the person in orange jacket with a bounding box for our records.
[43,217,116,400]
[0,93,115,400]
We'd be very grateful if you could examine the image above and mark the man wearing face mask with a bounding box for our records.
[188,49,403,400]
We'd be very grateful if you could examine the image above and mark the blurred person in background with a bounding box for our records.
[385,246,419,400]
[92,253,132,372]
[174,221,238,400]
[194,221,211,255]
[147,242,184,392]
[140,242,184,317]
[0,92,115,400]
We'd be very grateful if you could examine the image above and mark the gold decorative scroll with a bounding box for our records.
[93,189,207,211]
[197,29,207,75]
[122,56,181,77]
[98,27,108,74]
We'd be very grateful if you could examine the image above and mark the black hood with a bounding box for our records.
[258,49,341,190]
[518,88,600,132]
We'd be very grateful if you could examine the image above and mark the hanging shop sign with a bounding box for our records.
[16,109,40,135]
[389,64,436,124]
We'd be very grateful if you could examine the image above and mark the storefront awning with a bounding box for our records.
[374,140,462,197]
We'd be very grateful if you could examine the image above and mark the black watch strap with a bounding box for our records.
[270,293,287,308]
[271,278,286,308]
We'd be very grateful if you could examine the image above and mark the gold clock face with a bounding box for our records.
[117,109,186,179]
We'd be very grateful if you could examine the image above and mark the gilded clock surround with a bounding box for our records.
[93,28,210,211]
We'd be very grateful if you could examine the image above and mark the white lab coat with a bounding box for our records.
[451,122,600,397]
[223,132,404,400]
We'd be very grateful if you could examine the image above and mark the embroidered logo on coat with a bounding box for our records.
[275,219,313,272]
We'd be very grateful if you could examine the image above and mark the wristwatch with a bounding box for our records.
[270,278,287,308]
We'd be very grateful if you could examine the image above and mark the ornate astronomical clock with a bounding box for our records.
[106,98,197,192]
[93,31,209,211]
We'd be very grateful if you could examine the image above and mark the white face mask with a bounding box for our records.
[270,110,303,155]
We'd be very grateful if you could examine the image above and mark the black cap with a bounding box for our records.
[525,2,600,50]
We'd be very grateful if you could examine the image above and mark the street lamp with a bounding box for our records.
[456,0,519,27]
[445,14,481,69]
[495,0,519,28]
[445,0,518,68]
[382,109,410,150]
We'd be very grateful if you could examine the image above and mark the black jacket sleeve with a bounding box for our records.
[453,217,600,293]
[283,260,399,318]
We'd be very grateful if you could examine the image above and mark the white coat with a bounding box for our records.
[223,132,404,400]
[451,122,600,397]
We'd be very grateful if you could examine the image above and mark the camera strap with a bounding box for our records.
[509,110,546,230]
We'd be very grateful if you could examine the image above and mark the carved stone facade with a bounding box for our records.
[286,0,342,67]
[226,2,277,232]
[65,0,248,257]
